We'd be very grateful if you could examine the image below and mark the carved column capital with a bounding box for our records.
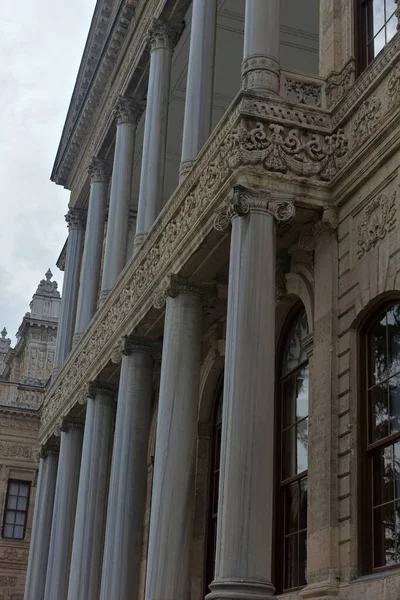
[54,416,85,436]
[37,444,59,460]
[147,19,181,52]
[65,208,87,231]
[214,185,296,231]
[78,381,118,403]
[154,276,218,310]
[88,157,112,184]
[110,335,161,364]
[113,95,144,126]
[297,205,338,251]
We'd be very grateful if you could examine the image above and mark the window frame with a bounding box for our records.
[356,0,398,74]
[359,300,400,574]
[274,305,310,594]
[2,479,31,541]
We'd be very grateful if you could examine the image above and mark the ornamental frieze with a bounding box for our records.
[0,575,17,587]
[357,192,397,258]
[0,442,36,460]
[0,547,29,563]
[352,97,382,149]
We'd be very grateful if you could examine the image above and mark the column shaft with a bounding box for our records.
[145,283,203,600]
[44,424,83,600]
[208,189,295,600]
[135,20,176,244]
[24,451,59,600]
[101,97,140,296]
[74,159,110,338]
[53,209,85,373]
[100,345,154,600]
[242,0,280,93]
[180,0,217,175]
[67,390,115,600]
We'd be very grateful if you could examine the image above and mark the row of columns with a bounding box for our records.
[52,0,281,375]
[26,185,292,600]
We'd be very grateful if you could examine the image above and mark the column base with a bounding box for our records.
[241,55,280,95]
[207,579,275,600]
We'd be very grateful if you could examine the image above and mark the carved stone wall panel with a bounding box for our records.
[0,443,36,461]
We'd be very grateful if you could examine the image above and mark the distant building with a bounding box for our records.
[0,270,59,599]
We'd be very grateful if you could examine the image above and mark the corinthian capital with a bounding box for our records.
[154,276,217,310]
[147,19,181,51]
[214,185,295,231]
[113,95,144,126]
[65,207,87,231]
[88,157,111,184]
[110,335,161,364]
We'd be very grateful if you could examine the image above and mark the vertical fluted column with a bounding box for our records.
[24,447,59,600]
[180,0,217,177]
[101,97,142,298]
[44,420,84,600]
[208,186,295,600]
[74,159,111,343]
[53,209,86,376]
[67,385,116,600]
[135,20,178,246]
[100,338,157,600]
[145,277,216,600]
[242,0,280,94]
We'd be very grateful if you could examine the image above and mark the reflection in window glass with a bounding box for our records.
[279,309,309,591]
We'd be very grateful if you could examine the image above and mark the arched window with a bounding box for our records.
[356,0,398,72]
[361,302,400,572]
[276,308,309,592]
[205,379,223,593]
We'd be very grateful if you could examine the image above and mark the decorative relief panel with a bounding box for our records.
[284,77,322,108]
[357,192,397,258]
[0,443,36,460]
[0,576,17,587]
[0,548,29,563]
[352,97,382,149]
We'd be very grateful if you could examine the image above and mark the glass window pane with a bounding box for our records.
[282,312,309,376]
[296,367,309,421]
[370,383,389,442]
[370,314,388,386]
[15,512,25,526]
[17,497,27,511]
[299,478,308,530]
[8,482,18,496]
[285,482,299,535]
[3,524,13,538]
[282,426,297,480]
[387,13,398,42]
[284,534,298,590]
[373,27,387,56]
[283,377,296,428]
[374,503,397,567]
[297,419,308,474]
[387,305,400,376]
[374,444,394,505]
[13,525,24,540]
[386,0,397,19]
[18,483,29,498]
[389,375,400,434]
[7,495,17,510]
[5,510,16,525]
[373,1,386,35]
[299,531,307,587]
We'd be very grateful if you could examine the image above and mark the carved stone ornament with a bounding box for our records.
[113,95,144,126]
[147,19,181,52]
[77,381,94,405]
[37,444,59,460]
[154,276,218,310]
[326,60,356,108]
[388,62,400,107]
[214,185,295,231]
[236,122,348,181]
[284,77,322,108]
[297,206,338,251]
[60,416,85,433]
[88,157,111,183]
[110,335,160,364]
[0,576,17,587]
[352,97,382,149]
[357,192,397,258]
[65,207,87,231]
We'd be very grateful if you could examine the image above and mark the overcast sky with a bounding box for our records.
[0,0,97,342]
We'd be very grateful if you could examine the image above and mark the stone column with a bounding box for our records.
[242,0,280,94]
[74,159,111,343]
[135,20,178,247]
[24,447,59,600]
[100,338,157,600]
[67,386,116,600]
[53,209,86,376]
[101,97,142,298]
[145,277,215,600]
[44,420,84,600]
[180,0,217,177]
[208,186,295,600]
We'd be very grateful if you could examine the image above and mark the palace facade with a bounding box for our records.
[25,1,400,600]
[0,271,60,599]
